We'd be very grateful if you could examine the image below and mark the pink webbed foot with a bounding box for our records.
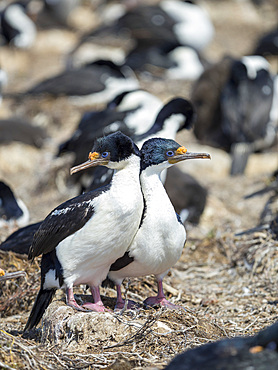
[67,301,89,312]
[114,299,139,312]
[114,284,140,312]
[143,279,185,311]
[84,285,111,312]
[66,286,108,312]
[66,288,89,311]
[82,301,106,312]
[143,296,184,310]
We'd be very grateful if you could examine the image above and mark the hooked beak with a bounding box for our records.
[70,152,110,175]
[168,146,211,164]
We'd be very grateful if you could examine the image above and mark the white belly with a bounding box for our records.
[56,173,143,288]
[109,187,186,284]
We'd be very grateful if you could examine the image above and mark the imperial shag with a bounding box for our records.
[0,1,37,49]
[24,132,144,332]
[0,221,41,255]
[21,60,139,105]
[58,89,163,171]
[108,137,211,310]
[0,181,29,228]
[192,55,278,175]
[84,97,196,193]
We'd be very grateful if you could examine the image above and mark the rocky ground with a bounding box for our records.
[0,0,277,369]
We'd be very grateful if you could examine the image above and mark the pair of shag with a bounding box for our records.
[24,131,210,332]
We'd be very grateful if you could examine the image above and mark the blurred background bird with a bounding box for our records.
[0,0,277,367]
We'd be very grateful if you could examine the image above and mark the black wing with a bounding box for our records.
[109,251,134,271]
[0,221,42,255]
[26,68,105,96]
[29,187,110,259]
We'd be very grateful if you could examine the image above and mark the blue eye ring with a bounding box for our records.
[166,150,174,157]
[102,152,109,158]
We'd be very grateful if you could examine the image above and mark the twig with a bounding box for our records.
[0,360,16,370]
[0,271,26,281]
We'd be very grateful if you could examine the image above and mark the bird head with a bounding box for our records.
[70,131,140,175]
[140,137,211,172]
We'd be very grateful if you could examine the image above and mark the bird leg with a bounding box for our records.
[114,284,138,311]
[114,284,125,310]
[82,286,106,312]
[66,287,88,312]
[144,279,182,310]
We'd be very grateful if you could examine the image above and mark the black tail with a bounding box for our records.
[102,276,115,289]
[24,288,56,332]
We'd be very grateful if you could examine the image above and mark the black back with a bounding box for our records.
[0,221,41,255]
[0,118,48,148]
[0,181,23,221]
[29,132,140,259]
[135,98,195,142]
[28,187,108,259]
[221,60,274,149]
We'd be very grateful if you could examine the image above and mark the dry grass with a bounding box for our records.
[0,0,278,369]
[0,229,277,369]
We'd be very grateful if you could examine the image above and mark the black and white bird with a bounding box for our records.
[19,60,139,105]
[0,117,48,148]
[164,167,207,225]
[108,138,211,310]
[57,89,163,192]
[41,0,80,27]
[84,97,196,193]
[0,1,37,49]
[0,181,29,228]
[58,89,163,164]
[24,132,144,332]
[0,67,8,105]
[134,97,195,147]
[0,221,41,255]
[83,98,208,228]
[192,55,278,175]
[252,27,278,57]
[123,41,206,80]
[164,321,278,370]
[68,0,214,65]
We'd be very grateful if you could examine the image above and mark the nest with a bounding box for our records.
[0,228,277,369]
[1,303,226,369]
[0,251,41,317]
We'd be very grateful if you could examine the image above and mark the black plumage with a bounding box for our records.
[67,0,214,67]
[164,322,278,370]
[253,27,278,56]
[28,190,98,259]
[18,60,138,102]
[0,181,29,227]
[0,118,48,148]
[57,99,137,164]
[192,55,277,175]
[25,250,63,331]
[68,4,179,63]
[84,97,196,193]
[24,132,143,331]
[164,167,207,225]
[0,221,41,255]
[57,89,163,190]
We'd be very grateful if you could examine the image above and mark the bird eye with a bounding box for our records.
[102,152,109,158]
[166,150,174,157]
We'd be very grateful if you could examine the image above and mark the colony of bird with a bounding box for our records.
[0,0,277,367]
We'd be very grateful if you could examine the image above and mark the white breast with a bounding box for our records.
[5,5,36,48]
[56,155,143,288]
[109,165,186,283]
